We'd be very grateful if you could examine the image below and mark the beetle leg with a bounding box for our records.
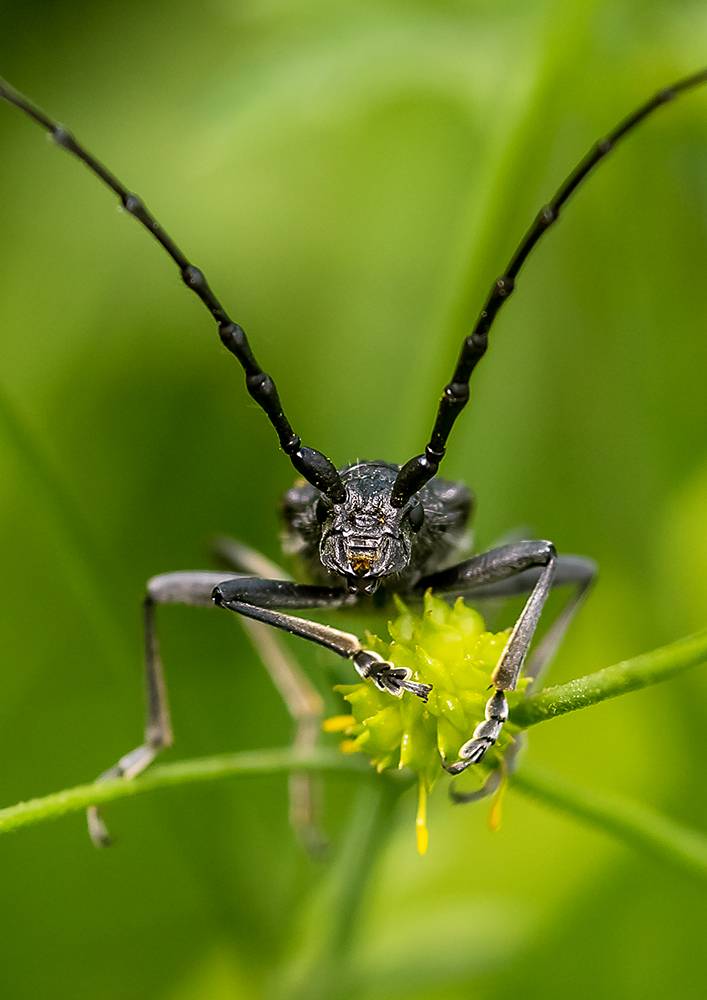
[418,542,558,772]
[213,578,432,700]
[88,571,238,847]
[423,550,596,689]
[421,545,595,772]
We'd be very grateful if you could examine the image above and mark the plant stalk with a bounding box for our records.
[511,627,707,729]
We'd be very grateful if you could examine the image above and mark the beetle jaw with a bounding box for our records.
[320,529,412,588]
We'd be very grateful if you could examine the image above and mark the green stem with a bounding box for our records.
[277,778,404,1000]
[3,625,707,880]
[511,626,707,729]
[513,762,707,879]
[0,748,368,836]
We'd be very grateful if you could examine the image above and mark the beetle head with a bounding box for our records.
[317,463,423,594]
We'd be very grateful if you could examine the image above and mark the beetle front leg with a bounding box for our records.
[419,541,557,773]
[452,553,555,772]
[213,577,432,701]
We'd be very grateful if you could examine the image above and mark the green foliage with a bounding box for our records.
[1,1,707,998]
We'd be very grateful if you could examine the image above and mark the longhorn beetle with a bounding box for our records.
[1,69,706,848]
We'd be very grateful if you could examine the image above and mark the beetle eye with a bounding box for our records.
[315,497,332,524]
[408,501,424,533]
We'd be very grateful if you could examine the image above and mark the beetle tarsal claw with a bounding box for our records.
[458,736,494,762]
[376,668,432,702]
[353,650,432,701]
[400,678,432,701]
[442,739,490,773]
[444,688,509,770]
[374,667,408,698]
[442,758,472,776]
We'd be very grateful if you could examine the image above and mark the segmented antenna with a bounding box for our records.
[0,77,346,504]
[391,66,707,507]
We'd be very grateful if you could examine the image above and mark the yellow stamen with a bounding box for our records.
[416,778,429,855]
[488,774,508,832]
[322,714,356,733]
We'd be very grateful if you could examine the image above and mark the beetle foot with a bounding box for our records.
[443,737,493,774]
[443,689,509,773]
[353,650,432,701]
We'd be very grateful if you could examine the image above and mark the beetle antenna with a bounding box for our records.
[391,66,707,507]
[0,76,346,503]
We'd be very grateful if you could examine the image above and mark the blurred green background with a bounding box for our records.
[2,0,707,997]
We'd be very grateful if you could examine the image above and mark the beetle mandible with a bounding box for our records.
[1,68,705,847]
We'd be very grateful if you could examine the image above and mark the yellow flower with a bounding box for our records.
[325,591,527,853]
